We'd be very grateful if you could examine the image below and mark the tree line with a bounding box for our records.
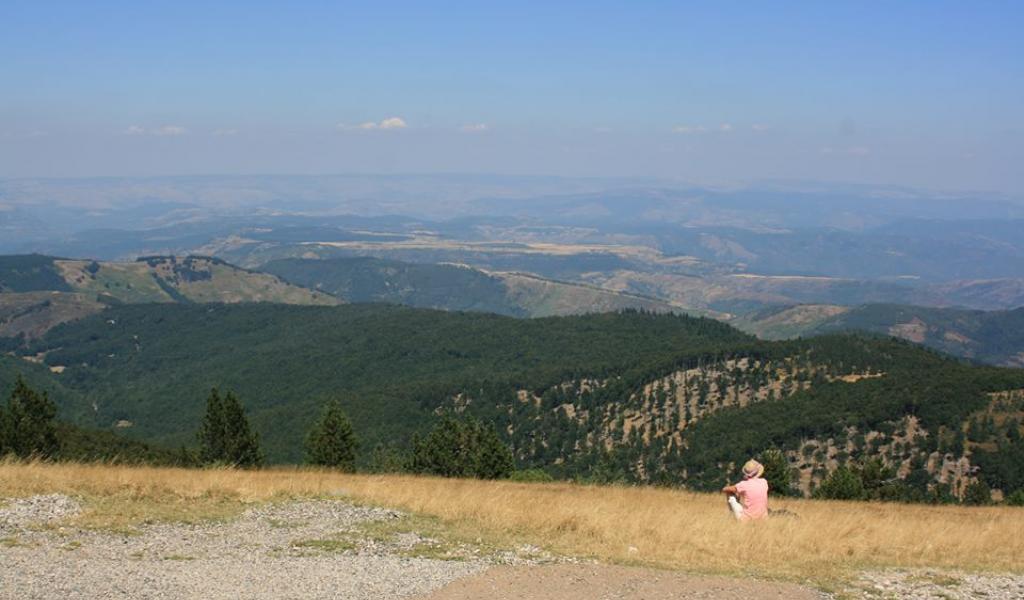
[4,376,1021,507]
[0,377,513,479]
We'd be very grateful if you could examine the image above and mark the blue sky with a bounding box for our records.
[1,1,1021,193]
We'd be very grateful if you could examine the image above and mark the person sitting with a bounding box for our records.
[722,459,769,521]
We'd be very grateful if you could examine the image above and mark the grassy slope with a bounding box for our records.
[0,292,107,339]
[57,256,340,306]
[2,462,1022,582]
[497,271,678,317]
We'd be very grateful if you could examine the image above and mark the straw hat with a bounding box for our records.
[742,459,764,479]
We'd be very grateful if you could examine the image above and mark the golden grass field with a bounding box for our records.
[2,461,1022,585]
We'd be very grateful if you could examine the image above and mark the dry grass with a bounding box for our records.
[2,461,1022,583]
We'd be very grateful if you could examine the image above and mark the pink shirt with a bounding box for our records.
[735,477,769,520]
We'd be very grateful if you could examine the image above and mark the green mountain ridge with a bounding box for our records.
[260,256,682,317]
[4,303,1022,500]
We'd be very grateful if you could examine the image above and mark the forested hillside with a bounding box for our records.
[4,303,1023,501]
[18,304,746,461]
[261,257,524,314]
[261,256,678,317]
[735,303,1024,367]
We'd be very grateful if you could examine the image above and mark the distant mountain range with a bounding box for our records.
[3,252,1023,366]
[261,257,682,318]
[0,254,338,340]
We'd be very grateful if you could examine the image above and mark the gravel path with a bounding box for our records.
[850,569,1024,599]
[0,494,485,600]
[417,564,826,600]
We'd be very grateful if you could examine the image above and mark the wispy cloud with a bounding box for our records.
[820,146,870,156]
[124,125,187,136]
[211,128,238,136]
[673,123,749,134]
[340,116,408,131]
[459,123,489,133]
[751,123,770,132]
[671,125,707,134]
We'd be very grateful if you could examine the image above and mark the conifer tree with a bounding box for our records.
[305,400,357,470]
[197,388,263,468]
[759,447,795,496]
[410,416,513,479]
[220,391,264,468]
[197,388,226,464]
[1,376,58,458]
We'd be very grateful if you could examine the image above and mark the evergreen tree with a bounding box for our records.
[197,388,227,464]
[1,376,59,458]
[367,443,408,473]
[962,480,992,506]
[197,388,263,468]
[410,416,513,479]
[813,464,865,500]
[305,400,357,470]
[759,447,795,496]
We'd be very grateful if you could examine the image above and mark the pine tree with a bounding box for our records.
[220,391,263,468]
[813,464,865,500]
[197,388,263,468]
[1,376,59,458]
[305,400,357,470]
[410,416,513,479]
[197,388,227,464]
[759,447,795,496]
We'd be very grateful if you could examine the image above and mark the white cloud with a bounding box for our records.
[339,117,408,131]
[459,123,489,133]
[751,124,770,132]
[379,117,407,130]
[719,123,733,132]
[124,125,187,136]
[212,128,238,136]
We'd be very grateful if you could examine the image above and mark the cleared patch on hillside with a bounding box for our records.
[0,292,107,339]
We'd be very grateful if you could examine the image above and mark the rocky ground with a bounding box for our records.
[1,494,1021,599]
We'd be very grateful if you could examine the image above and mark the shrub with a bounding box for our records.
[510,468,554,483]
[962,480,993,506]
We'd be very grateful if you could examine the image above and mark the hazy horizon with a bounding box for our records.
[2,2,1022,194]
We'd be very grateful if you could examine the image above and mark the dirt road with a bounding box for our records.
[417,564,823,600]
